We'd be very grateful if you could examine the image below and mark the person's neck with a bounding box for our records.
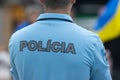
[44,8,71,15]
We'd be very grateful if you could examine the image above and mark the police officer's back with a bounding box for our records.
[9,0,112,80]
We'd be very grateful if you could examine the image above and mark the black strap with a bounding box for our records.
[36,18,73,23]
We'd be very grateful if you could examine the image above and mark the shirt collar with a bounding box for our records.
[36,13,73,22]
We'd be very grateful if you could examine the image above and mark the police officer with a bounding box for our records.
[9,0,112,80]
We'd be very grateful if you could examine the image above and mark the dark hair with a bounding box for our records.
[44,0,70,9]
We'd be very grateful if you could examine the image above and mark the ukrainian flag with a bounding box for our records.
[94,0,120,42]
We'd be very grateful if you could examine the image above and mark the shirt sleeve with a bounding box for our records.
[90,36,112,80]
[9,38,19,80]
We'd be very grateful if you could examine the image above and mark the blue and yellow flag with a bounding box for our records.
[94,0,120,42]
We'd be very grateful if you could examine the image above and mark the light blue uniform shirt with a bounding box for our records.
[9,13,112,80]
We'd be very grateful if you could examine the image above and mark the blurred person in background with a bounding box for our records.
[9,0,112,80]
[0,44,10,80]
[14,4,43,32]
[94,0,120,80]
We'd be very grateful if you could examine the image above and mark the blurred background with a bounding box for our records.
[1,0,120,80]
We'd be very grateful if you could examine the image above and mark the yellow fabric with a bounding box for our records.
[97,4,120,42]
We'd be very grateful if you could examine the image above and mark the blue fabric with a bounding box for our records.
[15,21,30,32]
[9,13,112,80]
[94,0,119,31]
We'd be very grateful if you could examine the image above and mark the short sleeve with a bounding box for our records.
[8,38,19,80]
[90,36,112,80]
